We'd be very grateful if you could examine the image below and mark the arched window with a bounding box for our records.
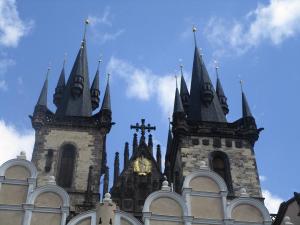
[57,144,76,188]
[210,151,233,193]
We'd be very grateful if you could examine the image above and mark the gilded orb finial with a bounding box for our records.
[174,73,178,89]
[63,53,67,68]
[46,62,51,79]
[214,60,219,78]
[239,79,244,92]
[97,55,102,70]
[192,25,198,47]
[83,19,90,40]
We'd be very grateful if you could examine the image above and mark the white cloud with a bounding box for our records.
[88,7,124,44]
[204,0,300,56]
[259,175,267,182]
[262,189,283,214]
[0,119,35,165]
[88,7,112,27]
[0,79,7,90]
[0,0,33,47]
[107,57,183,118]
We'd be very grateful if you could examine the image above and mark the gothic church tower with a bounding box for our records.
[30,25,113,215]
[165,29,263,199]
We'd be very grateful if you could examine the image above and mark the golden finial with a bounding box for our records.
[179,59,184,76]
[239,79,244,93]
[192,25,197,47]
[97,55,102,70]
[63,53,67,68]
[214,60,219,79]
[83,19,90,40]
[174,73,178,89]
[46,62,51,79]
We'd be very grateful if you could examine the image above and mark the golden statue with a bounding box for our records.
[133,156,152,176]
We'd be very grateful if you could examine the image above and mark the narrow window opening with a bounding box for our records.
[57,144,76,188]
[210,151,233,193]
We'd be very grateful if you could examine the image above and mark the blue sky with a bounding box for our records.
[0,0,300,213]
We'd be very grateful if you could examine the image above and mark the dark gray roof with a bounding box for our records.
[173,87,184,114]
[56,40,92,117]
[91,68,99,91]
[216,77,225,98]
[36,76,48,107]
[242,91,253,117]
[56,67,65,88]
[101,79,111,111]
[180,74,189,98]
[165,124,173,159]
[188,47,226,122]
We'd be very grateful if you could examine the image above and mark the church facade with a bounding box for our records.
[0,23,294,225]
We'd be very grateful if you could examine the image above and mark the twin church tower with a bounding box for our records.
[30,24,263,219]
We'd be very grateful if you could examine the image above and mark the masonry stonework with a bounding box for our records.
[31,125,105,212]
[178,136,261,198]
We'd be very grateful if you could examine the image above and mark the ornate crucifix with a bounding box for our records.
[130,119,156,137]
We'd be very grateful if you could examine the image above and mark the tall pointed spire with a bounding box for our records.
[124,142,129,169]
[164,118,173,180]
[56,20,92,117]
[91,59,101,110]
[101,73,111,112]
[240,80,253,118]
[113,152,119,186]
[132,133,138,155]
[103,166,109,197]
[53,58,66,107]
[215,61,229,115]
[36,67,50,108]
[188,26,226,122]
[173,77,185,116]
[148,134,153,155]
[156,144,161,172]
[179,63,189,112]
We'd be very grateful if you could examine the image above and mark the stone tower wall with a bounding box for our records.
[178,135,262,198]
[31,125,104,211]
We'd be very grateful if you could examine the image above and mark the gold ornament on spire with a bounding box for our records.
[192,25,197,46]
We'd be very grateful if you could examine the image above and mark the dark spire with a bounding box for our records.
[156,144,161,172]
[103,166,109,196]
[53,60,66,107]
[101,74,111,112]
[148,134,153,155]
[132,133,138,155]
[36,67,50,108]
[188,26,226,122]
[91,60,101,111]
[113,152,119,186]
[165,119,173,161]
[84,166,93,205]
[215,63,229,115]
[179,64,189,112]
[124,142,129,169]
[241,81,253,118]
[173,85,185,115]
[56,21,92,117]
